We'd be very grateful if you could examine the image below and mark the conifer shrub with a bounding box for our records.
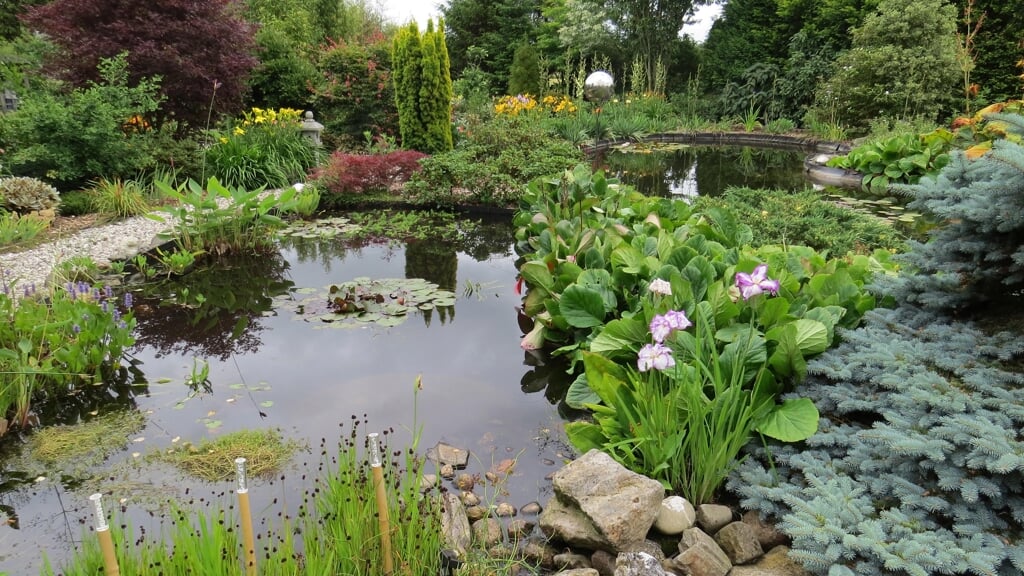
[729,111,1024,575]
[391,19,453,154]
[875,112,1024,314]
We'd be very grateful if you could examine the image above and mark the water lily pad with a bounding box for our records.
[278,217,363,239]
[279,277,457,329]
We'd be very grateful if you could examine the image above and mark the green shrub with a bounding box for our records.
[692,187,906,255]
[0,176,60,213]
[57,190,95,216]
[406,114,583,207]
[0,53,163,187]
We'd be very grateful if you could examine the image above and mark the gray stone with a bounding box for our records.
[461,490,480,506]
[696,504,733,534]
[653,496,697,535]
[521,537,558,569]
[554,552,592,570]
[419,473,438,491]
[714,521,764,564]
[495,502,517,517]
[728,546,812,576]
[590,549,617,576]
[455,472,476,491]
[440,463,455,478]
[614,551,670,576]
[426,441,470,468]
[741,510,790,550]
[546,449,664,551]
[539,495,608,550]
[621,539,665,562]
[507,518,535,539]
[471,517,503,547]
[466,505,488,522]
[670,527,732,576]
[554,570,599,576]
[440,492,471,558]
[520,501,543,515]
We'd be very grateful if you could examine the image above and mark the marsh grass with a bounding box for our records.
[153,428,301,482]
[0,211,48,247]
[89,178,151,219]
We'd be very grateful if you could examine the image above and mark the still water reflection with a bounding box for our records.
[0,216,575,574]
[595,143,809,199]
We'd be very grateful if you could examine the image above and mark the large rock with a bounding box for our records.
[669,527,732,576]
[542,450,665,552]
[441,492,471,558]
[714,521,764,564]
[741,510,790,550]
[471,518,503,547]
[539,494,609,550]
[426,442,470,468]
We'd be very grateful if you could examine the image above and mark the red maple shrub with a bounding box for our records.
[21,0,257,129]
[311,151,427,206]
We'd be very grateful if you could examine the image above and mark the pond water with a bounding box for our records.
[0,215,578,574]
[593,143,809,199]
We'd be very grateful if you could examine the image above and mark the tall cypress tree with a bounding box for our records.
[391,19,453,154]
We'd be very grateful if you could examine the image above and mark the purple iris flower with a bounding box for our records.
[735,264,779,300]
[638,343,676,372]
[649,310,693,343]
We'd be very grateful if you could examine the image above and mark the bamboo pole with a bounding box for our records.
[89,493,120,576]
[367,432,394,575]
[235,457,257,576]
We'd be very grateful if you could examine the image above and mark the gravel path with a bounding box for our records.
[0,214,170,294]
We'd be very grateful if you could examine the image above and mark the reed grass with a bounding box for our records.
[46,414,449,575]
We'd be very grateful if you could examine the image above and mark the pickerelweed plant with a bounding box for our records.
[0,275,136,430]
[150,176,298,257]
[515,165,894,499]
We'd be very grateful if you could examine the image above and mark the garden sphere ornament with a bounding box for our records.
[584,71,614,139]
[584,70,614,104]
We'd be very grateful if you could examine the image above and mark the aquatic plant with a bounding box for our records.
[0,278,136,430]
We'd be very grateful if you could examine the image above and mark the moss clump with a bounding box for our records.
[154,428,300,482]
[28,410,146,469]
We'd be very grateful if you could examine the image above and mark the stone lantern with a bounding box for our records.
[300,111,324,147]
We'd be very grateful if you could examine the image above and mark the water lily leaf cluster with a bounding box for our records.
[280,277,456,328]
[278,216,363,239]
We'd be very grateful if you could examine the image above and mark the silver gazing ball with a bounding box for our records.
[584,71,614,104]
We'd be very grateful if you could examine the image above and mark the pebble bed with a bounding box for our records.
[0,215,170,294]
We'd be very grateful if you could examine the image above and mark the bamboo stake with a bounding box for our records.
[89,493,120,576]
[368,432,394,575]
[235,457,257,576]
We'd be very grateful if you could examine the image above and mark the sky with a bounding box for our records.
[379,1,722,44]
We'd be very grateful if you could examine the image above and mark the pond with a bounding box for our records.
[593,142,809,199]
[0,214,578,574]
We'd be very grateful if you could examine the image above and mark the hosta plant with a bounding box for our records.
[0,176,61,213]
[827,129,954,192]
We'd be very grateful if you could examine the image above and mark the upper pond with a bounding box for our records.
[593,142,810,199]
